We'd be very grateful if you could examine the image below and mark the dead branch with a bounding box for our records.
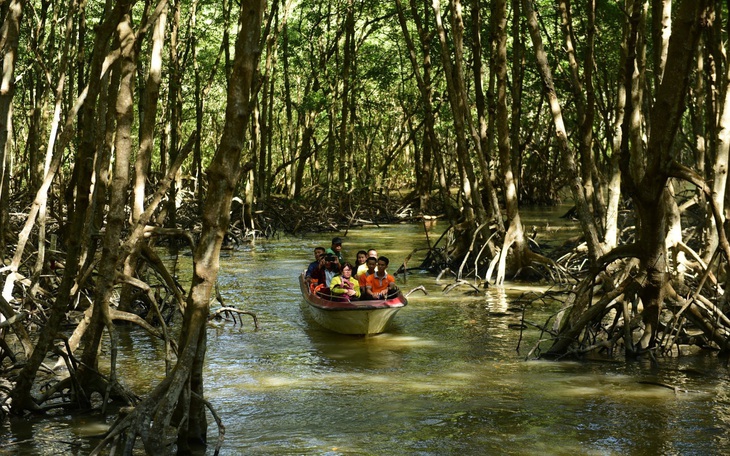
[404,285,427,297]
[443,280,482,294]
[209,307,259,329]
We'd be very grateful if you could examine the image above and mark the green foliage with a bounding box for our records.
[3,0,715,221]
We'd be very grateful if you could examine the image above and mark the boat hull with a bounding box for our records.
[299,272,407,335]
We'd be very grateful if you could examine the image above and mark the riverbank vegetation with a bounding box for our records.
[1,0,729,452]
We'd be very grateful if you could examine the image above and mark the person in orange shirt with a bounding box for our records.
[357,256,378,291]
[365,256,397,299]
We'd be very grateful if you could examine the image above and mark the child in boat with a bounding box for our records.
[357,256,378,292]
[356,248,378,276]
[329,262,361,302]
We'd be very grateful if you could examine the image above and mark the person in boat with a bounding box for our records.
[354,250,368,272]
[329,262,361,302]
[365,256,398,299]
[357,256,378,292]
[325,236,344,267]
[305,246,327,288]
[322,253,341,287]
[356,248,378,276]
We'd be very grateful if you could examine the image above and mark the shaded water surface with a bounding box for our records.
[2,217,730,455]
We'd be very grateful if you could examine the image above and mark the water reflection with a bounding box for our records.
[2,222,730,455]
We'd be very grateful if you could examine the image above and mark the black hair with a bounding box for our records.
[378,256,389,266]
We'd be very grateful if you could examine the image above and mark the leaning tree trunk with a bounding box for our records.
[10,1,127,413]
[522,0,604,264]
[432,0,487,255]
[91,1,266,453]
[76,11,137,404]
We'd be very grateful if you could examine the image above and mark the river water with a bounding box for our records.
[2,213,730,455]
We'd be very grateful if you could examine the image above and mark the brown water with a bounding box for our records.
[2,213,730,455]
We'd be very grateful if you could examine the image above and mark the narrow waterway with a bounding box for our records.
[2,213,730,455]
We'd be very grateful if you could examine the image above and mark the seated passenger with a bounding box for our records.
[356,248,378,276]
[357,256,378,291]
[305,246,327,289]
[327,237,345,265]
[322,253,341,287]
[365,256,398,299]
[329,263,361,302]
[354,250,368,272]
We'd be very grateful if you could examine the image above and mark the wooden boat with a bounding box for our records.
[299,271,407,335]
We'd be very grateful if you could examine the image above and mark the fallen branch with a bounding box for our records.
[404,285,427,297]
[443,280,482,294]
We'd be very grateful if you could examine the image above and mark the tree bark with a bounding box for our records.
[522,0,604,264]
[492,0,527,285]
[432,0,486,233]
[10,0,129,413]
[93,1,265,452]
[77,10,136,402]
[0,0,24,260]
[395,0,440,214]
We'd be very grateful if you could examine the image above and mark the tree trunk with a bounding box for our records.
[651,0,672,85]
[257,3,278,202]
[93,2,265,452]
[432,0,486,233]
[337,0,354,190]
[0,0,24,260]
[10,0,129,413]
[522,0,604,264]
[707,7,730,263]
[547,0,709,357]
[395,0,440,214]
[118,6,168,313]
[630,0,708,351]
[471,0,502,231]
[491,0,528,284]
[603,0,631,250]
[164,0,182,228]
[77,11,136,400]
[133,8,166,222]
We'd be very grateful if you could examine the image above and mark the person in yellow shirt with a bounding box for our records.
[329,263,361,302]
[356,248,378,276]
